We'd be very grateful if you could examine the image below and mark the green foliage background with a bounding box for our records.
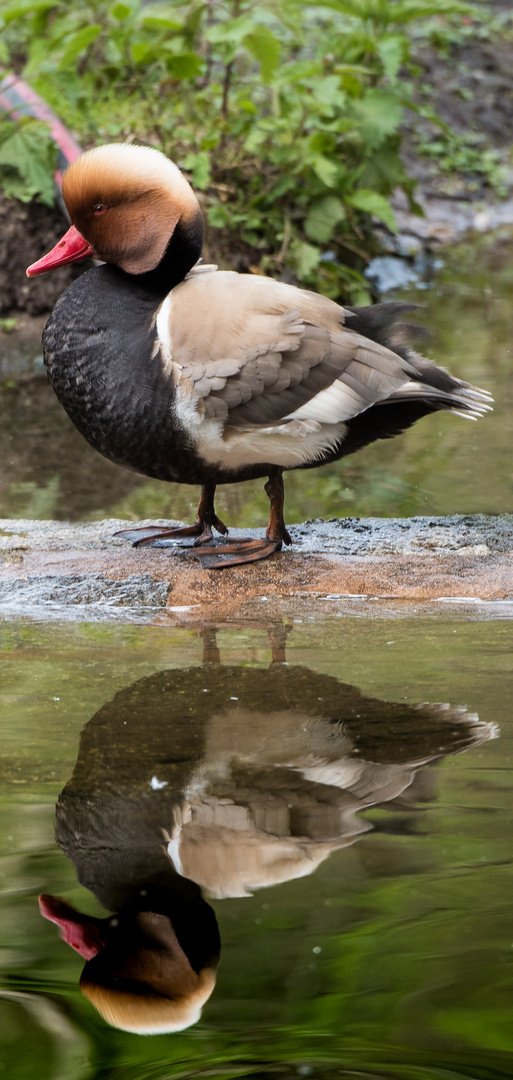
[0,0,477,302]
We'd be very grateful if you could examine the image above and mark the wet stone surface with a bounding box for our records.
[0,572,170,622]
[292,514,513,555]
[0,515,511,623]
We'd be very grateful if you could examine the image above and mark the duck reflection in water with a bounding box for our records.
[40,626,495,1034]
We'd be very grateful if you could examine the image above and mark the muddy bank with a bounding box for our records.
[1,515,511,623]
[378,15,513,256]
[0,196,92,316]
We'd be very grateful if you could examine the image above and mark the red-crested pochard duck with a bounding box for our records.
[27,143,492,568]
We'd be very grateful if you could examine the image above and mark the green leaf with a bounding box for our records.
[110,1,131,20]
[275,60,323,85]
[350,89,403,148]
[384,0,478,24]
[200,134,221,150]
[293,241,321,277]
[237,99,257,114]
[243,26,281,84]
[294,0,364,13]
[308,132,335,155]
[2,0,56,22]
[346,188,397,232]
[183,4,204,39]
[58,25,102,68]
[180,150,211,189]
[244,126,267,154]
[377,34,405,81]
[309,154,339,188]
[305,196,345,243]
[311,75,345,109]
[358,143,409,195]
[165,51,203,79]
[270,174,297,199]
[207,203,230,229]
[131,40,151,63]
[0,119,56,206]
[141,14,181,31]
[294,0,475,23]
[205,15,254,45]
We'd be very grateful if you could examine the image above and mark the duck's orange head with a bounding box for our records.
[39,895,218,1035]
[27,143,202,277]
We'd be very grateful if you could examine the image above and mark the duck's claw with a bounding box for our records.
[115,525,186,545]
[114,523,216,547]
[193,536,283,569]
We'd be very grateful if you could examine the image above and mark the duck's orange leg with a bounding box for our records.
[194,468,292,569]
[114,483,228,547]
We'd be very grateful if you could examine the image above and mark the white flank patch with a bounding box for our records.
[285,378,370,424]
[156,293,174,376]
[172,385,347,466]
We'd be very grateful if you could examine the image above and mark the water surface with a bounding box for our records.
[1,614,512,1080]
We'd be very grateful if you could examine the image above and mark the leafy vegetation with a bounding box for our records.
[0,0,481,301]
[0,115,56,204]
[414,126,508,196]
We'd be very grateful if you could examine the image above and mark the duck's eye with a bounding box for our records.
[93,204,106,215]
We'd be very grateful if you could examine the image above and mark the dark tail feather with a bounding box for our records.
[346,301,493,412]
[345,302,430,359]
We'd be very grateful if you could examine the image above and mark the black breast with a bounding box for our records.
[43,265,202,483]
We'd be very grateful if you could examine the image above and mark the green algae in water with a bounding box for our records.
[0,615,512,1080]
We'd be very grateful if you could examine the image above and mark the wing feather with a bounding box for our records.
[163,271,449,432]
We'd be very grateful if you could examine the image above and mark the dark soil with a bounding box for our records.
[0,196,93,316]
[401,26,513,197]
[414,39,513,149]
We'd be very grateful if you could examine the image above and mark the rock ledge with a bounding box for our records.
[0,515,511,623]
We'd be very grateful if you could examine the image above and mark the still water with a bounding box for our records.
[1,614,512,1080]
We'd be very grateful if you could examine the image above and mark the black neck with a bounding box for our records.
[136,208,205,297]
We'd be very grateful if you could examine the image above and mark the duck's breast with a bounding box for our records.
[43,265,205,482]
